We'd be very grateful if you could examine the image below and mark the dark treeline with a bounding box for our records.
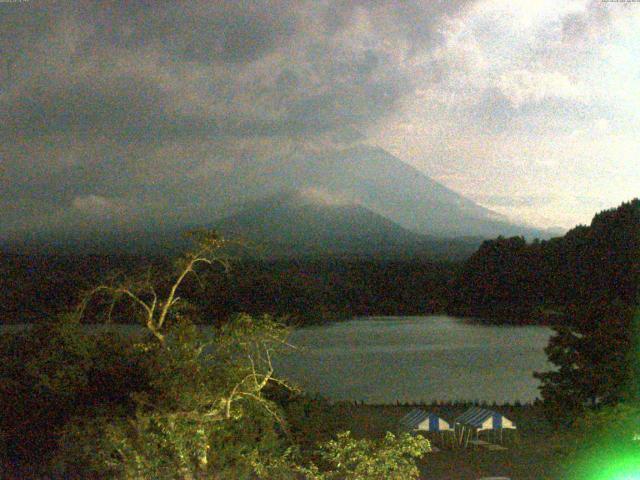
[1,254,456,326]
[196,258,455,324]
[1,254,146,324]
[448,199,640,324]
[3,199,638,327]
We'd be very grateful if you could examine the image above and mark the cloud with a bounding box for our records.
[72,194,124,216]
[1,0,454,236]
[0,1,421,144]
[299,187,355,207]
[497,69,589,108]
[475,195,553,209]
[560,0,612,43]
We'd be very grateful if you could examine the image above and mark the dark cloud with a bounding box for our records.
[74,1,299,64]
[2,76,167,140]
[0,0,471,236]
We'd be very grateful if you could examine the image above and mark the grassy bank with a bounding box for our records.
[284,399,571,479]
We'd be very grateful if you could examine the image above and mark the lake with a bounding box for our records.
[274,315,554,404]
[0,315,554,405]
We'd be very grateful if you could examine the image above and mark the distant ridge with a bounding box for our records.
[0,144,553,255]
[215,189,481,260]
[0,188,482,261]
[270,145,550,239]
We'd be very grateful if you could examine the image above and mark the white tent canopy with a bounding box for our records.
[455,407,516,431]
[400,409,453,432]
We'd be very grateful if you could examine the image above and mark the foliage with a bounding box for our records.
[1,231,293,478]
[1,254,456,327]
[448,235,537,320]
[51,313,296,479]
[299,431,430,480]
[449,198,640,323]
[0,315,146,473]
[534,301,637,425]
[573,402,640,445]
[77,230,231,342]
[251,431,430,480]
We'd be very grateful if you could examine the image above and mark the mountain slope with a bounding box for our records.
[215,189,480,259]
[0,188,481,259]
[1,144,549,255]
[181,144,547,240]
[287,145,545,238]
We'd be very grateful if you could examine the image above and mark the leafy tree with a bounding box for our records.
[300,431,430,480]
[77,230,233,342]
[54,316,294,479]
[253,431,430,480]
[535,301,637,424]
[53,230,298,479]
[0,315,146,475]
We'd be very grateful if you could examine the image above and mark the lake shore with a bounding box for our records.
[285,398,568,480]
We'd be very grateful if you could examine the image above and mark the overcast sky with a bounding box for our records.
[1,0,639,238]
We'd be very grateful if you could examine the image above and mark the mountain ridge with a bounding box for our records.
[0,144,555,255]
[272,145,548,239]
[214,188,482,260]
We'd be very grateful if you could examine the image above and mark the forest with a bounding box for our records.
[0,254,456,327]
[448,199,640,325]
[3,200,639,328]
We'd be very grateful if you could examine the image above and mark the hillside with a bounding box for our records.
[215,189,481,260]
[1,145,550,256]
[283,145,548,239]
[448,198,640,323]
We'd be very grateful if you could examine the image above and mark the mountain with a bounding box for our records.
[283,145,547,239]
[1,144,550,255]
[0,189,481,260]
[215,189,481,260]
[189,144,548,239]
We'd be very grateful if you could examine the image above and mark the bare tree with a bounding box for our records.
[76,230,231,343]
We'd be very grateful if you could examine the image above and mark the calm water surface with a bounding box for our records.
[1,315,554,404]
[274,315,554,404]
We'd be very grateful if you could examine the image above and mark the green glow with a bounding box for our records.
[603,460,640,480]
[577,300,640,479]
[569,304,640,480]
[571,450,640,480]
